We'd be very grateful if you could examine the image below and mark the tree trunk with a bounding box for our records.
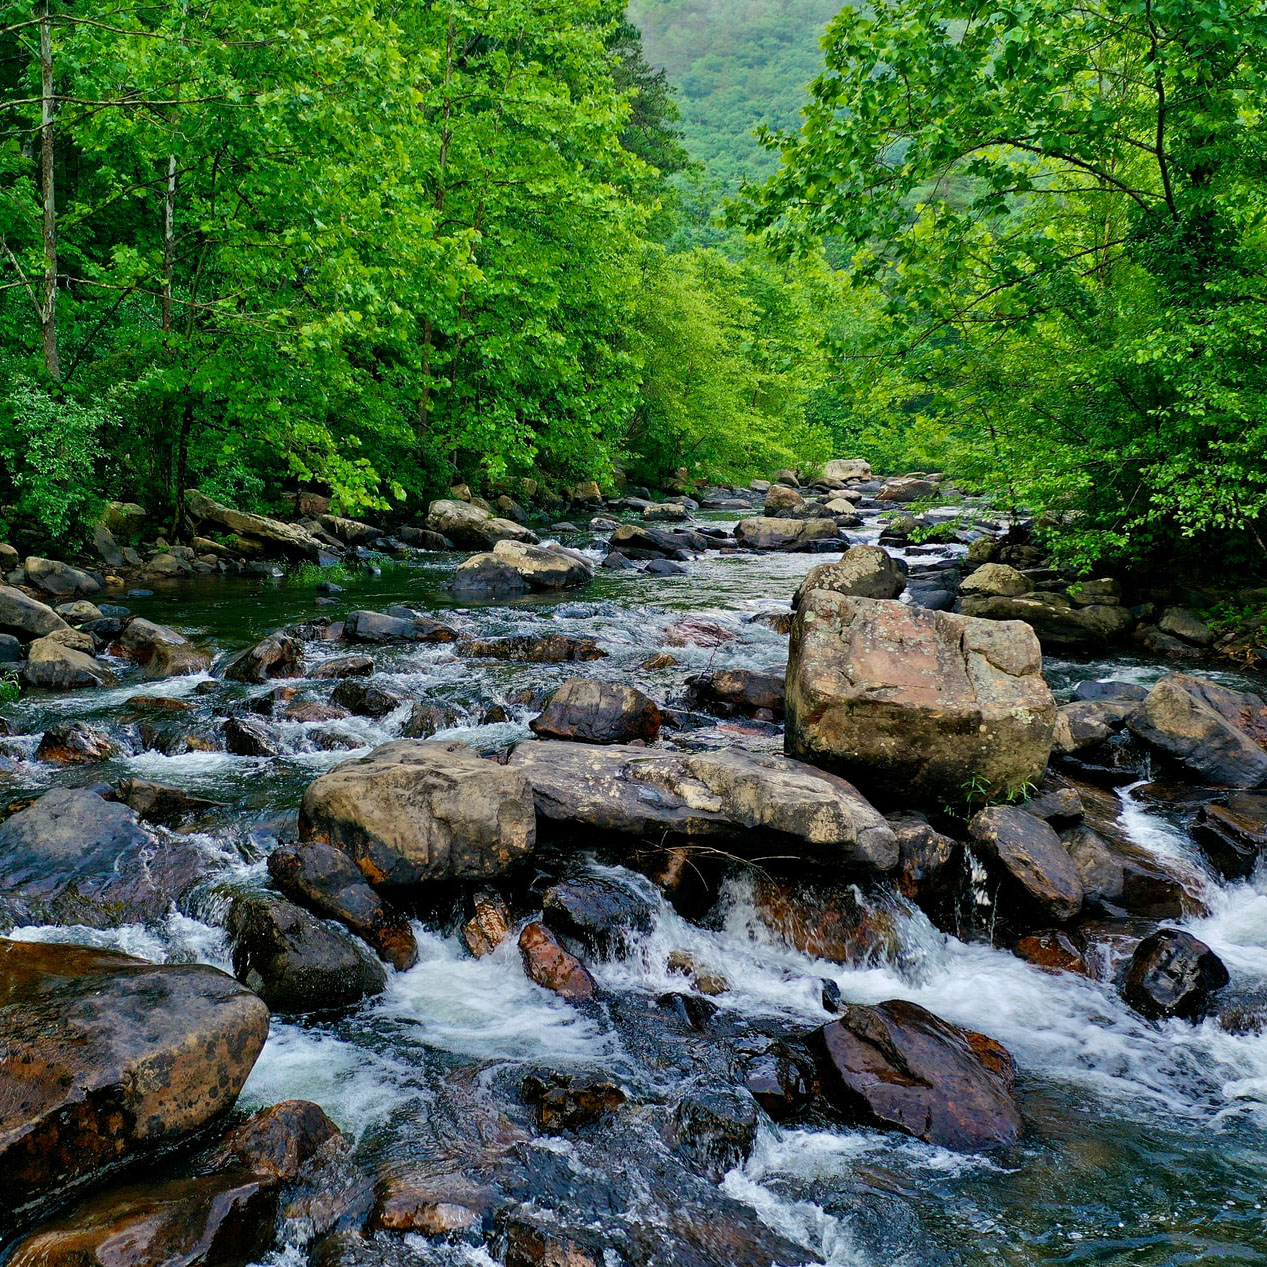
[39,1,60,381]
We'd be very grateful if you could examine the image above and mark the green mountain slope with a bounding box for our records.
[626,0,844,194]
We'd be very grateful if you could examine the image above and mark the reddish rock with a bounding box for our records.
[369,1166,489,1234]
[1014,930,1090,976]
[210,1100,343,1181]
[664,616,736,648]
[809,998,1022,1151]
[522,1073,625,1133]
[462,891,512,957]
[35,721,116,765]
[518,922,596,1001]
[753,878,899,965]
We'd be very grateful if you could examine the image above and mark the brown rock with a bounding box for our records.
[458,634,606,663]
[463,891,512,957]
[664,616,737,648]
[969,806,1084,922]
[530,678,661,744]
[299,740,536,887]
[35,721,116,765]
[1121,928,1229,1021]
[685,668,784,719]
[0,941,269,1214]
[311,655,375,680]
[518,922,596,1001]
[522,1073,625,1132]
[753,878,899,964]
[808,998,1022,1151]
[786,593,1056,804]
[1014,930,1090,976]
[210,1100,343,1182]
[792,545,907,606]
[369,1166,489,1234]
[223,632,304,684]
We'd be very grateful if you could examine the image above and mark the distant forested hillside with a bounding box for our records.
[626,0,843,194]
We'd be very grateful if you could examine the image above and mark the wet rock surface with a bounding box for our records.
[529,677,662,743]
[1121,928,1230,1020]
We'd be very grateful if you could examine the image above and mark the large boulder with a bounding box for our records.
[0,788,203,930]
[24,557,103,598]
[530,679,662,744]
[958,591,1133,648]
[223,632,304,684]
[822,459,871,482]
[425,499,538,550]
[299,740,537,888]
[0,940,268,1214]
[785,593,1056,804]
[876,477,936,503]
[0,586,69,641]
[341,609,458,644]
[318,513,383,546]
[968,806,1084,922]
[268,841,418,970]
[184,489,326,560]
[20,635,116,689]
[506,741,898,870]
[609,523,708,558]
[791,545,906,606]
[763,485,805,516]
[227,892,387,1014]
[959,563,1032,598]
[807,999,1021,1151]
[733,517,839,552]
[1128,674,1267,787]
[450,540,592,599]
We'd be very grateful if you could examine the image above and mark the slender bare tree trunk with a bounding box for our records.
[39,1,60,381]
[162,153,177,336]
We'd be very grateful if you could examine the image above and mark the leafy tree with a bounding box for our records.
[743,0,1267,570]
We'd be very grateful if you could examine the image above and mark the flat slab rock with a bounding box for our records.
[0,788,204,931]
[506,740,898,869]
[0,940,269,1217]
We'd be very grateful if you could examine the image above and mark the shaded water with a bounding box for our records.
[5,509,1267,1265]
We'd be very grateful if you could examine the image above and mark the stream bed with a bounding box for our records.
[4,508,1267,1267]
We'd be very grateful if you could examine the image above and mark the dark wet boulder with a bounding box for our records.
[741,1039,815,1121]
[0,585,70,641]
[1013,929,1090,976]
[684,668,784,720]
[115,778,224,826]
[311,655,375,680]
[459,633,606,663]
[645,558,687,575]
[398,525,451,551]
[400,700,459,738]
[330,679,405,718]
[792,545,907,606]
[185,488,326,560]
[318,513,382,547]
[1062,820,1196,918]
[1192,795,1267,880]
[1052,698,1140,754]
[4,1170,279,1266]
[522,1073,625,1132]
[542,874,656,957]
[368,1167,490,1236]
[223,715,281,757]
[733,516,839,552]
[341,609,458,644]
[1121,928,1229,1021]
[299,740,536,887]
[268,841,418,970]
[1072,679,1149,704]
[889,814,963,915]
[35,721,116,765]
[519,921,596,1000]
[20,635,116,689]
[227,892,387,1014]
[530,678,661,744]
[1128,674,1267,787]
[609,522,706,558]
[0,940,268,1216]
[808,999,1022,1151]
[223,631,304,683]
[969,806,1083,923]
[786,592,1055,804]
[507,741,898,870]
[672,1086,759,1181]
[209,1099,343,1182]
[0,788,202,930]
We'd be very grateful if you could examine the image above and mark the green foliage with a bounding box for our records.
[0,674,19,706]
[743,0,1267,573]
[0,378,117,543]
[0,0,835,533]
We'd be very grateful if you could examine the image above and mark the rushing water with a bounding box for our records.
[5,508,1267,1265]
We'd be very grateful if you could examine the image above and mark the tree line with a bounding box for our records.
[0,0,837,546]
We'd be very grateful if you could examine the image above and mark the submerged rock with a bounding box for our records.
[1121,928,1229,1021]
[808,999,1022,1151]
[786,593,1055,804]
[299,740,536,887]
[341,609,458,644]
[1128,674,1267,787]
[0,788,201,931]
[227,892,387,1014]
[530,678,662,744]
[0,940,268,1215]
[35,721,116,765]
[268,841,418,970]
[115,778,224,826]
[507,741,897,870]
